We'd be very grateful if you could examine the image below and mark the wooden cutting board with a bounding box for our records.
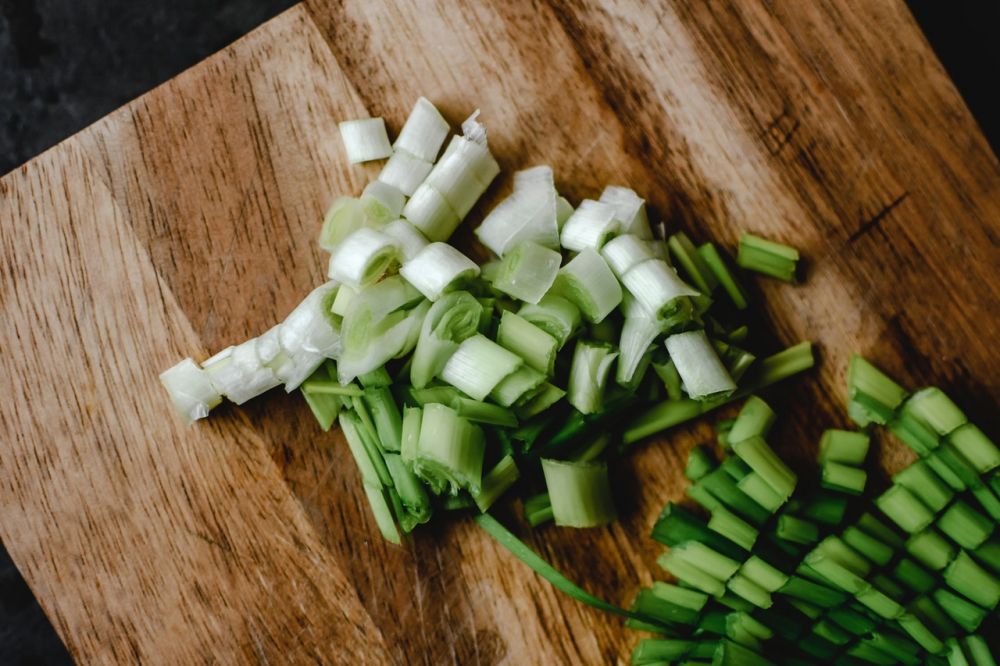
[2,1,998,663]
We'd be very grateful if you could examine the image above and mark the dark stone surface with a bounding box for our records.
[0,0,996,663]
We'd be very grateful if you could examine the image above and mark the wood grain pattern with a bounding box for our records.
[2,1,998,663]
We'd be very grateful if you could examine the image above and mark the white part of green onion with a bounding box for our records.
[400,242,479,302]
[318,197,366,253]
[440,334,523,401]
[326,227,399,289]
[621,259,698,317]
[599,185,652,239]
[339,117,393,164]
[560,199,619,252]
[203,338,282,405]
[556,195,574,229]
[567,340,619,414]
[381,219,429,262]
[378,149,433,197]
[361,180,406,224]
[475,166,560,256]
[402,182,461,242]
[330,284,356,316]
[337,301,429,384]
[601,233,655,278]
[393,97,449,162]
[517,295,582,349]
[461,109,488,146]
[160,357,222,423]
[424,138,495,218]
[278,281,342,358]
[410,291,482,389]
[489,241,562,304]
[414,402,485,493]
[552,249,623,324]
[665,330,737,399]
[647,239,671,263]
[541,458,617,528]
[496,310,559,375]
[617,314,666,386]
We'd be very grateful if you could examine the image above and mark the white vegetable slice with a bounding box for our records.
[400,242,480,301]
[160,358,222,423]
[361,180,406,223]
[475,166,559,257]
[665,330,736,399]
[394,97,449,162]
[551,249,622,323]
[318,197,366,253]
[560,199,619,252]
[378,149,433,196]
[327,228,399,288]
[278,282,342,358]
[339,118,393,164]
[599,185,652,238]
[617,314,666,386]
[441,334,523,401]
[601,234,655,278]
[204,338,282,405]
[620,259,698,317]
[556,195,574,230]
[402,182,461,241]
[489,240,562,304]
[381,219,430,261]
[425,136,500,218]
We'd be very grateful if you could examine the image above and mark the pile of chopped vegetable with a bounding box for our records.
[158,97,998,663]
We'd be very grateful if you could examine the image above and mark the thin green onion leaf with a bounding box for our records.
[362,483,401,545]
[384,453,431,526]
[364,386,403,452]
[652,359,684,401]
[541,458,616,528]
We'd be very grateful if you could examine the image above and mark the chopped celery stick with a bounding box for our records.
[729,396,776,444]
[450,397,518,427]
[523,492,553,527]
[518,294,581,349]
[907,529,957,571]
[552,249,623,323]
[737,233,799,282]
[413,403,485,494]
[740,556,789,592]
[738,472,786,513]
[362,483,401,545]
[877,485,934,533]
[685,444,717,481]
[491,365,546,408]
[938,501,993,550]
[848,355,908,423]
[732,436,797,500]
[440,334,522,401]
[822,462,867,495]
[567,340,619,414]
[777,515,819,545]
[541,458,616,527]
[400,406,422,462]
[944,550,1000,610]
[668,232,718,294]
[818,429,870,465]
[666,330,736,400]
[906,387,967,436]
[384,454,431,525]
[895,460,953,512]
[496,310,558,375]
[472,455,519,512]
[698,242,748,309]
[948,424,1000,474]
[515,382,566,419]
[490,241,562,304]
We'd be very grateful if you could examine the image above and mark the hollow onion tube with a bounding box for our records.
[599,185,651,238]
[516,382,566,419]
[339,117,392,163]
[399,242,479,301]
[617,314,666,387]
[665,330,737,399]
[567,340,619,414]
[440,334,523,401]
[559,199,619,252]
[393,97,449,162]
[476,166,559,256]
[425,138,497,218]
[551,249,622,323]
[413,403,485,494]
[496,310,558,375]
[160,358,222,423]
[410,291,482,389]
[402,183,461,241]
[517,295,581,349]
[361,180,406,224]
[318,197,366,253]
[737,233,799,282]
[338,298,429,384]
[601,234,654,277]
[381,219,429,261]
[669,232,718,295]
[491,365,546,408]
[327,227,399,288]
[472,455,520,512]
[378,149,433,197]
[541,458,616,527]
[489,241,561,304]
[203,338,282,405]
[621,259,700,320]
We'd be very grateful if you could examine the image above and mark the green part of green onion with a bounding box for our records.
[515,382,566,419]
[822,462,868,495]
[652,359,684,401]
[947,639,973,666]
[802,554,866,595]
[687,484,723,511]
[358,367,392,387]
[699,468,771,525]
[848,355,908,424]
[776,515,819,546]
[472,455,519,512]
[517,295,581,350]
[927,451,969,492]
[877,485,935,533]
[523,492,553,527]
[491,365,546,409]
[964,635,998,666]
[938,500,993,550]
[449,396,518,427]
[384,453,432,526]
[889,411,941,457]
[905,387,967,437]
[716,418,735,450]
[673,541,742,581]
[856,585,904,619]
[727,573,773,609]
[895,460,954,513]
[732,436,797,501]
[906,528,957,571]
[363,386,403,452]
[362,483,401,545]
[911,594,960,639]
[944,551,1000,609]
[738,472,786,513]
[651,503,748,561]
[779,575,848,608]
[666,330,737,400]
[857,511,906,548]
[630,638,696,664]
[847,640,899,665]
[302,379,364,397]
[410,291,483,389]
[893,556,936,594]
[712,638,774,666]
[800,493,849,526]
[974,538,1000,575]
[971,485,1000,522]
[406,385,462,407]
[736,233,799,282]
[813,619,852,646]
[669,232,718,295]
[657,552,726,597]
[698,243,748,310]
[441,334,522,401]
[814,536,872,577]
[552,248,623,324]
[567,340,619,415]
[827,605,879,636]
[541,458,616,528]
[412,403,485,494]
[897,612,945,655]
[932,587,989,631]
[713,341,756,385]
[685,445,717,482]
[339,410,391,488]
[709,506,758,552]
[842,526,894,567]
[490,241,562,305]
[948,423,1000,475]
[819,429,871,466]
[400,406,422,463]
[872,573,906,601]
[441,493,474,511]
[629,590,700,628]
[739,556,789,593]
[496,310,558,376]
[729,396,776,445]
[866,630,923,666]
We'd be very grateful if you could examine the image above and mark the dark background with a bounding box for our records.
[1,1,997,663]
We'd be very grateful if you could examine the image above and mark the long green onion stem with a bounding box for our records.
[541,458,616,527]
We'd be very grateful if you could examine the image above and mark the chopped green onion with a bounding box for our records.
[686,444,717,481]
[440,334,522,401]
[877,485,934,533]
[567,340,619,414]
[301,382,342,431]
[318,197,367,253]
[828,605,879,636]
[818,429,871,465]
[361,180,405,223]
[652,359,684,401]
[893,556,936,594]
[327,227,399,288]
[599,186,651,238]
[842,526,894,567]
[472,455,519,512]
[560,199,619,251]
[938,501,993,550]
[911,594,960,638]
[491,365,546,408]
[698,243,748,309]
[160,357,222,424]
[379,220,428,264]
[379,149,434,197]
[948,424,1000,474]
[856,586,904,619]
[729,396,776,445]
[779,575,848,608]
[666,330,737,400]
[490,241,562,304]
[905,388,967,437]
[740,556,789,593]
[699,468,771,525]
[631,638,696,663]
[651,503,747,560]
[708,506,758,551]
[728,574,773,608]
[450,396,517,427]
[552,249,623,323]
[541,458,616,528]
[668,232,718,294]
[556,195,574,229]
[400,406,421,462]
[400,242,479,301]
[858,511,906,548]
[523,492,554,526]
[402,183,460,241]
[971,485,1000,521]
[339,117,392,163]
[813,619,852,647]
[732,436,796,501]
[339,410,388,488]
[384,453,432,527]
[894,460,953,512]
[496,310,558,375]
[617,315,666,387]
[476,167,559,256]
[907,529,957,571]
[927,451,968,491]
[409,291,482,389]
[406,385,462,406]
[364,386,403,451]
[738,472,786,512]
[936,443,981,488]
[393,97,449,162]
[935,589,988,632]
[425,136,498,218]
[822,461,868,495]
[673,541,742,581]
[362,483,401,544]
[964,635,997,666]
[518,294,581,350]
[602,234,655,277]
[657,551,726,597]
[777,515,819,545]
[736,233,799,282]
[848,355,908,425]
[516,382,566,419]
[621,259,699,320]
[202,340,281,405]
[412,403,485,494]
[945,550,1000,608]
